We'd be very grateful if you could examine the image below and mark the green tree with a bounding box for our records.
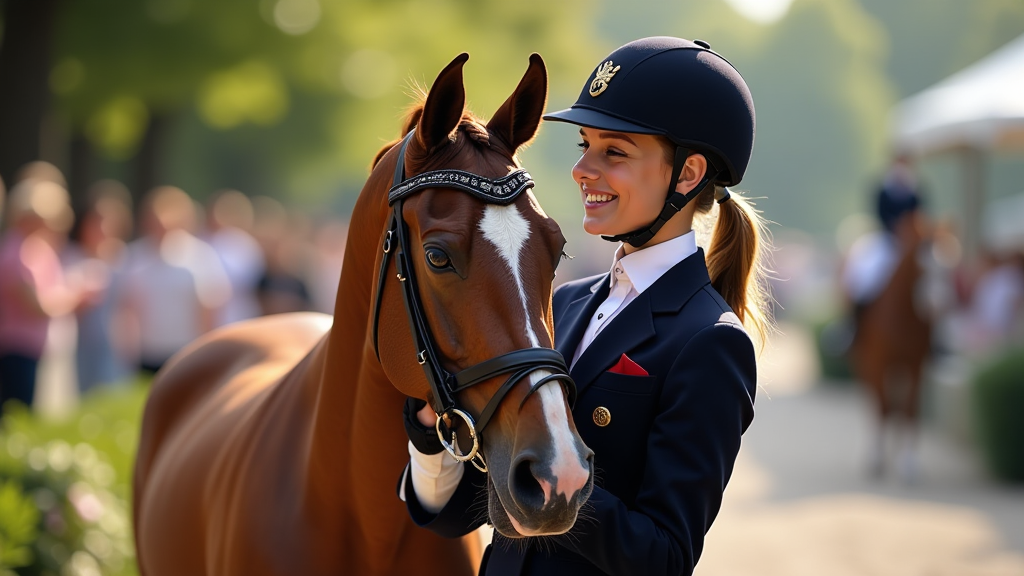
[47,0,597,206]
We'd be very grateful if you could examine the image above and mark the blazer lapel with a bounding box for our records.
[569,293,656,398]
[555,275,609,362]
[565,248,713,399]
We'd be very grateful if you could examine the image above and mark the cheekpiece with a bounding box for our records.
[388,168,534,207]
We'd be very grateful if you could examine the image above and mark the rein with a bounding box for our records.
[371,131,576,472]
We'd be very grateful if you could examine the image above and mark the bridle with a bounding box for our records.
[371,130,576,473]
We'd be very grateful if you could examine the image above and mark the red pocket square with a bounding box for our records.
[608,353,649,376]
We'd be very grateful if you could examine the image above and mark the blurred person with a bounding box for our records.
[123,186,231,373]
[65,180,135,393]
[204,189,265,326]
[15,160,68,189]
[842,154,924,313]
[251,196,313,315]
[962,249,1024,353]
[0,178,91,411]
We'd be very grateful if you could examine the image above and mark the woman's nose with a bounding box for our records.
[571,154,598,185]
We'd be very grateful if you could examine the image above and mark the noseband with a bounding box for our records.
[371,131,576,473]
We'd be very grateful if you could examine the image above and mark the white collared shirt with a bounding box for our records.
[571,231,698,369]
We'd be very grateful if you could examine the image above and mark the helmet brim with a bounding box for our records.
[542,106,664,136]
[544,105,742,186]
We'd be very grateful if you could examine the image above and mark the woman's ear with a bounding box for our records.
[675,153,708,195]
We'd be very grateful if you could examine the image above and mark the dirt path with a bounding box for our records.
[695,324,1024,576]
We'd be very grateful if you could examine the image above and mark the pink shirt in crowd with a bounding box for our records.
[0,230,64,358]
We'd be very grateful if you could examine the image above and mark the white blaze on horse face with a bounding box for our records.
[536,371,589,506]
[479,204,587,508]
[479,204,539,347]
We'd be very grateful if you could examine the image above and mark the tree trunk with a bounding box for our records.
[134,112,169,208]
[68,130,94,230]
[0,0,60,186]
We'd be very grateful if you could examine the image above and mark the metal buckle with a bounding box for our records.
[436,409,487,472]
[383,230,393,253]
[416,350,427,365]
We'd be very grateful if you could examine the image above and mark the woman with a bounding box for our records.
[0,178,88,411]
[401,37,771,576]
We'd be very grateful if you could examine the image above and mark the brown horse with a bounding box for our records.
[133,53,594,576]
[850,212,932,481]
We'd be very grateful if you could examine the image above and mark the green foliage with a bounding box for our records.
[971,349,1024,482]
[859,0,1024,98]
[49,0,598,201]
[0,384,150,576]
[38,0,1024,233]
[0,480,40,571]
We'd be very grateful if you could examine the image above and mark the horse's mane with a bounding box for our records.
[370,98,510,172]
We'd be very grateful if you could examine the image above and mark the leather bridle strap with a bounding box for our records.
[452,348,576,433]
[370,130,576,470]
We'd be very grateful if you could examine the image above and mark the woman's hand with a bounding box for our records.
[416,402,435,427]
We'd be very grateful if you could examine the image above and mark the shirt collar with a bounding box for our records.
[607,231,698,295]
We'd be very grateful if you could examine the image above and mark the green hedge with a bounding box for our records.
[813,317,855,382]
[0,383,149,576]
[971,349,1024,482]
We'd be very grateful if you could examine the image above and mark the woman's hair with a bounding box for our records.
[660,138,773,348]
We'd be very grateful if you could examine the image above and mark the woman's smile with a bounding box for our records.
[583,189,618,208]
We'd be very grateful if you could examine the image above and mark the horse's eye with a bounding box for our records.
[425,247,451,270]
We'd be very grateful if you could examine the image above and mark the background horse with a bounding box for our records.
[850,212,933,481]
[133,53,593,576]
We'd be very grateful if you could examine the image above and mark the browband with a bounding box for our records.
[388,168,535,206]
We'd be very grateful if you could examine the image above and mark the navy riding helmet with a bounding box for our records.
[544,36,755,247]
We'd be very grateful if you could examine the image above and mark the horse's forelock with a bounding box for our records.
[370,103,512,173]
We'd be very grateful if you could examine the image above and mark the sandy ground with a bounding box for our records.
[695,323,1024,576]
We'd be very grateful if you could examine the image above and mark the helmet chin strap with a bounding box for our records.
[602,146,718,248]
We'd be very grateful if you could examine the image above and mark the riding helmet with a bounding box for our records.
[544,36,755,186]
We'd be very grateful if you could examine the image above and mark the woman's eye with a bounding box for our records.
[576,142,588,152]
[605,148,625,157]
[425,247,451,270]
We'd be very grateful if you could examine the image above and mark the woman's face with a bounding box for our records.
[572,127,673,237]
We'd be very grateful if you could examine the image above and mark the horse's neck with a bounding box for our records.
[300,175,414,548]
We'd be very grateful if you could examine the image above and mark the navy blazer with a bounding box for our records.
[403,249,757,576]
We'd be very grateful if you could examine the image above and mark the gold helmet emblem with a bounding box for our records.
[589,60,621,97]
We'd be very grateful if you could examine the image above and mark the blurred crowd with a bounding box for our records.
[0,162,348,415]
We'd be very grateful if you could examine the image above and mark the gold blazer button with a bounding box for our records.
[593,406,611,427]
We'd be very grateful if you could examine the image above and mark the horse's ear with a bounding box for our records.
[487,53,548,152]
[417,53,469,152]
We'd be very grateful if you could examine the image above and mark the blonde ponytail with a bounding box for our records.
[656,138,774,350]
[704,188,772,349]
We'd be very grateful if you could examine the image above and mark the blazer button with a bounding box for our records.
[593,406,611,427]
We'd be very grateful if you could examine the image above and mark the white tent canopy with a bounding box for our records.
[893,33,1024,155]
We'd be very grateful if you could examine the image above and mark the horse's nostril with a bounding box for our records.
[511,456,546,511]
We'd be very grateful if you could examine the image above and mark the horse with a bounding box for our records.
[849,211,933,481]
[132,53,595,576]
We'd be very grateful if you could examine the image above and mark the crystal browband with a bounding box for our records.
[388,168,534,206]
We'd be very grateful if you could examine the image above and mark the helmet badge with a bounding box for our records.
[589,60,621,97]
